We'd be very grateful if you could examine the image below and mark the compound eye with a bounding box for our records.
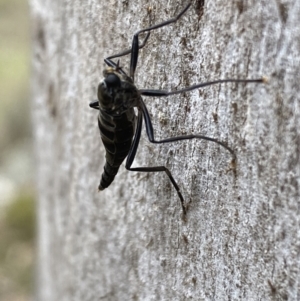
[105,73,121,88]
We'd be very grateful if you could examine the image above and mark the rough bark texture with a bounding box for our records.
[31,0,300,300]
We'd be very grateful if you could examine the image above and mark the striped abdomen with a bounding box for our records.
[98,108,136,190]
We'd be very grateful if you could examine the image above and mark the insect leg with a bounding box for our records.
[125,109,187,216]
[139,98,236,159]
[104,9,152,72]
[104,32,151,66]
[139,78,265,97]
[139,79,265,154]
[89,100,100,110]
[130,2,192,80]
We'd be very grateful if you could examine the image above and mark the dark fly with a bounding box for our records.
[90,2,264,216]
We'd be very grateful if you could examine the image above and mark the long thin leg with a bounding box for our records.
[139,78,265,97]
[104,8,152,75]
[130,2,192,80]
[139,98,236,160]
[125,109,187,216]
[105,32,151,63]
[139,78,265,155]
[104,32,151,76]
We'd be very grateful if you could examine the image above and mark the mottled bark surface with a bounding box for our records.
[31,0,300,300]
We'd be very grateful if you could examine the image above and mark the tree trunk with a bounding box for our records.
[31,0,300,300]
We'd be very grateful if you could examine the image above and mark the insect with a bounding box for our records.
[90,2,264,216]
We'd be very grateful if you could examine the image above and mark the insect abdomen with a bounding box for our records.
[98,109,136,190]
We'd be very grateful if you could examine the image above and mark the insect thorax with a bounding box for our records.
[97,68,140,116]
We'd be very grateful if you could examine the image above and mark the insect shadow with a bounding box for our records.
[90,2,264,217]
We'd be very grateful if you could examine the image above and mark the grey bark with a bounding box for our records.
[31,0,300,300]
